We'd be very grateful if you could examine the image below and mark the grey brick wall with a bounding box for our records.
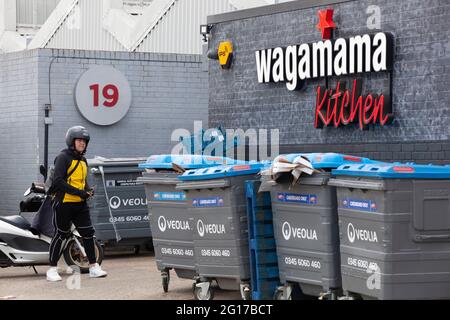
[0,48,208,215]
[0,50,40,216]
[208,0,450,159]
[37,49,208,162]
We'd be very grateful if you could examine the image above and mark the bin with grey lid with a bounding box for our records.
[268,153,382,300]
[330,163,450,300]
[177,162,269,300]
[137,155,245,293]
[87,157,150,250]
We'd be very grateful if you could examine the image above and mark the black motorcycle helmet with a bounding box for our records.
[65,126,90,155]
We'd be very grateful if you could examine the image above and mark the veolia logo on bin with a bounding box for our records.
[281,221,318,241]
[109,196,147,209]
[347,223,378,243]
[157,216,190,233]
[197,219,225,237]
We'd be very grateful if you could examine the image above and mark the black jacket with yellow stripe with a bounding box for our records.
[53,148,90,203]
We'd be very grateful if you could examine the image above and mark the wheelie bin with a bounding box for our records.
[268,153,381,300]
[329,162,450,299]
[137,154,245,293]
[87,157,150,251]
[177,162,269,300]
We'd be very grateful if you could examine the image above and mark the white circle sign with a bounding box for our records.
[75,66,132,126]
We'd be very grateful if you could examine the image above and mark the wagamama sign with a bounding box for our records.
[254,10,394,130]
[255,32,392,90]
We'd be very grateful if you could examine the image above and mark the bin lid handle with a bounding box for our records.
[98,166,122,242]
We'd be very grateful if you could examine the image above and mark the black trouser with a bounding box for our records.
[49,201,96,267]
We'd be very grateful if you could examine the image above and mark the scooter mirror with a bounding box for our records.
[39,165,47,178]
[24,187,31,197]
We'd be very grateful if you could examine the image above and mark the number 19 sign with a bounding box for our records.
[75,66,132,126]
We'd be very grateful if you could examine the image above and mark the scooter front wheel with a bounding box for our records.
[63,238,104,273]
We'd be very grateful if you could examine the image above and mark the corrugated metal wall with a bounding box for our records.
[135,0,235,54]
[16,0,61,26]
[44,0,126,51]
[30,0,236,53]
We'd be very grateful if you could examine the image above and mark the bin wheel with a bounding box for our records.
[133,245,140,255]
[273,287,290,300]
[338,292,362,300]
[194,284,214,300]
[161,271,170,293]
[242,285,251,300]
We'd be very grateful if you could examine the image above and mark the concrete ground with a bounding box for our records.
[0,247,241,300]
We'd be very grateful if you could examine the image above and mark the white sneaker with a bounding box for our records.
[46,267,62,282]
[89,263,107,278]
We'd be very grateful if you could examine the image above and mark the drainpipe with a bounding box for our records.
[44,104,52,181]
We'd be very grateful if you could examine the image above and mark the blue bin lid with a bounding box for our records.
[138,154,246,170]
[332,163,450,179]
[179,161,270,181]
[275,153,383,169]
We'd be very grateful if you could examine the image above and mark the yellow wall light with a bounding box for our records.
[217,41,233,69]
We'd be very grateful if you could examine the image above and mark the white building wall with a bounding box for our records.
[16,0,61,27]
[3,0,300,54]
[41,0,238,54]
[44,0,127,51]
[135,0,234,54]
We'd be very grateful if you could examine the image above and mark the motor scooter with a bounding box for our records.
[0,168,104,274]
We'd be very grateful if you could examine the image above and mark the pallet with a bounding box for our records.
[246,180,280,300]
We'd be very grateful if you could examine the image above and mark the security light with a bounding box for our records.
[200,24,213,42]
